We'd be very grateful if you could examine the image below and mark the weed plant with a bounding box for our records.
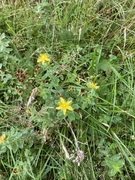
[0,0,135,179]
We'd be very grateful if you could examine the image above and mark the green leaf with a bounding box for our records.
[67,72,77,83]
[67,111,75,121]
[3,74,12,84]
[104,154,125,176]
[98,60,111,72]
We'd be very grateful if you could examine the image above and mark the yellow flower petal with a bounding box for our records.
[67,106,73,111]
[56,106,62,110]
[0,134,6,143]
[26,109,31,115]
[89,82,99,89]
[56,97,73,115]
[37,53,50,65]
[60,97,65,103]
[63,109,67,115]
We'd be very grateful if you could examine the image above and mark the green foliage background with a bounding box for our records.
[0,0,135,179]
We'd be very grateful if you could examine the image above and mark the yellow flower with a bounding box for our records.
[37,53,50,65]
[89,82,99,89]
[0,134,6,144]
[56,97,73,115]
[26,109,31,115]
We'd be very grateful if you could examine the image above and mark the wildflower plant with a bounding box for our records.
[1,0,135,179]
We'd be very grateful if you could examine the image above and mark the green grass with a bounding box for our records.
[0,0,135,179]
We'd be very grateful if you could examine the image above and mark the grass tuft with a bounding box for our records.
[0,0,135,179]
